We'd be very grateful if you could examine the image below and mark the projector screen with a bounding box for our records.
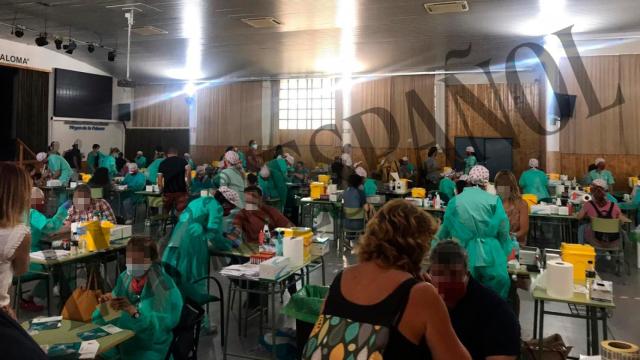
[54,68,113,120]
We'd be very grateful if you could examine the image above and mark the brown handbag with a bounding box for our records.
[522,334,573,360]
[61,269,102,322]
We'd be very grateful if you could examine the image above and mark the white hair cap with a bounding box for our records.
[465,146,474,153]
[36,152,47,162]
[529,158,539,168]
[595,158,605,166]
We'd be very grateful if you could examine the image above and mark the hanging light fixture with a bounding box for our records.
[35,32,48,46]
[54,37,63,49]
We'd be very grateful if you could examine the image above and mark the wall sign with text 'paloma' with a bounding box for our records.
[0,52,29,66]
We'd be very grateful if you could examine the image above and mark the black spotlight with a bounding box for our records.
[54,37,63,50]
[35,32,48,46]
[13,26,24,38]
[107,50,116,62]
[87,43,95,53]
[65,40,77,54]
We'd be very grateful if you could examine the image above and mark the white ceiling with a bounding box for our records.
[1,0,639,84]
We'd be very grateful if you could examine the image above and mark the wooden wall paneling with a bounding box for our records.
[619,55,640,155]
[133,84,188,128]
[445,81,544,177]
[558,56,621,154]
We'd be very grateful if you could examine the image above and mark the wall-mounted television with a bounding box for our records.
[553,92,577,120]
[54,68,113,120]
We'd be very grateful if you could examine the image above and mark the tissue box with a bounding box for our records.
[311,237,330,256]
[259,256,290,280]
[590,280,613,302]
[47,180,62,187]
[405,197,424,207]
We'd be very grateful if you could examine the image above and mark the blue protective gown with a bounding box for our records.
[519,168,550,201]
[434,186,512,299]
[162,197,229,303]
[92,264,183,360]
[146,158,165,185]
[48,154,73,185]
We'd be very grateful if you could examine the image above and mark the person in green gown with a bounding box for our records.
[518,158,550,201]
[258,165,278,200]
[219,151,246,208]
[438,167,456,201]
[162,187,241,305]
[585,158,615,192]
[93,236,182,360]
[433,165,512,299]
[146,153,165,185]
[121,163,147,224]
[463,146,477,175]
[266,155,289,211]
[134,151,147,169]
[86,144,104,174]
[99,148,119,179]
[190,165,215,196]
[37,152,73,186]
[355,166,378,197]
[184,153,197,171]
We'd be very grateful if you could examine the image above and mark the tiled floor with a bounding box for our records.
[17,222,640,359]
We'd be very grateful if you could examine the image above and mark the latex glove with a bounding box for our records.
[62,200,72,210]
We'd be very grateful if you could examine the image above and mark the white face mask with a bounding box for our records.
[251,143,258,150]
[245,203,259,211]
[126,263,151,278]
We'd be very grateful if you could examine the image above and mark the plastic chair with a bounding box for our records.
[13,272,50,318]
[341,207,365,253]
[590,217,626,275]
[165,297,206,360]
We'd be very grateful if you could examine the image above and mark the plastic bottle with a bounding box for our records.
[585,260,596,290]
[275,231,284,256]
[556,197,562,206]
[434,193,441,209]
[263,224,271,244]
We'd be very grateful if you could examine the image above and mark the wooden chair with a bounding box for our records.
[341,207,365,254]
[590,217,627,275]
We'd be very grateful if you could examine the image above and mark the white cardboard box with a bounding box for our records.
[259,256,291,280]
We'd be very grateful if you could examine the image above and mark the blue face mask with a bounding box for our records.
[126,263,151,278]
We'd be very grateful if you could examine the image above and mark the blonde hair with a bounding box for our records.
[0,163,32,228]
[357,199,438,275]
[494,170,522,202]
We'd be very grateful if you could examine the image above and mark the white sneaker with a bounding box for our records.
[53,285,60,297]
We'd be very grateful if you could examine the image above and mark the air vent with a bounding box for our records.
[241,17,282,28]
[424,1,469,14]
[131,26,168,36]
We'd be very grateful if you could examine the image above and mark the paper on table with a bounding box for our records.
[101,324,123,335]
[31,250,70,260]
[79,340,100,359]
[32,315,63,323]
[220,263,260,278]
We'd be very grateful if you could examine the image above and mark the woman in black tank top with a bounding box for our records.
[303,200,470,360]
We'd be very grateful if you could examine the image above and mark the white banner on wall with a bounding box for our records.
[51,120,125,160]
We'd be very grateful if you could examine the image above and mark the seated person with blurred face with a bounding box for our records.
[227,186,293,243]
[292,161,309,184]
[64,184,116,225]
[428,240,521,360]
[577,179,629,248]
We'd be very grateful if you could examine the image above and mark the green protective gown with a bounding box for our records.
[633,189,640,223]
[135,156,148,169]
[606,193,618,204]
[146,158,165,185]
[48,154,73,185]
[267,158,288,211]
[438,177,456,201]
[92,264,183,360]
[434,187,512,299]
[463,155,477,175]
[258,176,277,200]
[187,159,196,171]
[190,177,214,196]
[99,155,118,179]
[162,197,229,303]
[29,206,68,272]
[587,169,615,187]
[363,178,378,197]
[87,151,104,174]
[219,168,246,207]
[122,172,147,203]
[519,168,550,200]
